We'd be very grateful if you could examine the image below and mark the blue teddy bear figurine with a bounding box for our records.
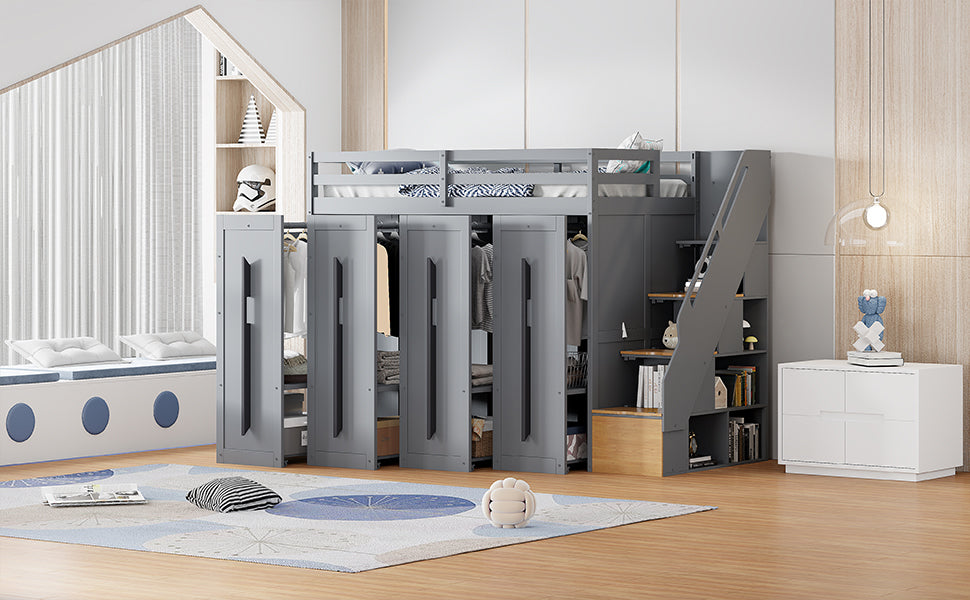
[858,288,886,350]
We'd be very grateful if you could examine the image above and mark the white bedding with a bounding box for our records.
[327,178,688,199]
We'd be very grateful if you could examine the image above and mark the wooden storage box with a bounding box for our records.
[377,416,399,457]
[591,407,663,476]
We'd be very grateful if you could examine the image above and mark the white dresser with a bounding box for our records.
[778,360,963,481]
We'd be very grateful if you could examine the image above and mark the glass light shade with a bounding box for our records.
[863,198,889,229]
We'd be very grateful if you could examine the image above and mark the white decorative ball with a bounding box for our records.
[481,477,536,529]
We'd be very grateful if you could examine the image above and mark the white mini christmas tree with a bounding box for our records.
[238,95,264,144]
[263,109,278,145]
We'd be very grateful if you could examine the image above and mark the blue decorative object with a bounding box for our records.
[6,402,35,443]
[81,396,110,435]
[268,494,476,521]
[154,391,179,428]
[858,289,887,350]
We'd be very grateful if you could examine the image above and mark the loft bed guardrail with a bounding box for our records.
[309,148,696,216]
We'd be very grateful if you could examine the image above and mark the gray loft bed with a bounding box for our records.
[217,148,769,476]
[310,148,694,216]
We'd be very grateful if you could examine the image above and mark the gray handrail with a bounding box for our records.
[663,151,771,445]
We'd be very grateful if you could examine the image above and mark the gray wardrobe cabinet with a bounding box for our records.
[306,215,378,469]
[216,214,286,468]
[492,216,568,474]
[399,216,473,471]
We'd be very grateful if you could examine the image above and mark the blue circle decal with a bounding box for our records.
[268,494,476,521]
[153,391,179,428]
[6,403,35,443]
[82,396,110,435]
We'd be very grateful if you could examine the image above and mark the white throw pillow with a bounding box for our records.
[606,132,663,173]
[5,337,122,368]
[120,331,216,360]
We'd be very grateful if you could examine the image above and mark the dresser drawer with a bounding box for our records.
[845,371,917,421]
[781,368,844,416]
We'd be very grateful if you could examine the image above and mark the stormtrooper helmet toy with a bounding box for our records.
[233,164,276,212]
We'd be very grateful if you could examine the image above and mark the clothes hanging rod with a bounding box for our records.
[284,221,308,230]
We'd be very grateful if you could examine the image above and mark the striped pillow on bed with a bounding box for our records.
[399,166,534,198]
[185,476,281,512]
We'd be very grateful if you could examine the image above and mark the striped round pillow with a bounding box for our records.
[185,476,281,512]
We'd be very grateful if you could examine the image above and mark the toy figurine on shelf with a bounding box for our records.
[857,289,886,349]
[848,288,902,366]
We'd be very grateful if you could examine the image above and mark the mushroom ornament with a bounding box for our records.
[482,477,536,528]
[744,335,758,350]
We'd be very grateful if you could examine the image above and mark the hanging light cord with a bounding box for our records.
[869,0,886,200]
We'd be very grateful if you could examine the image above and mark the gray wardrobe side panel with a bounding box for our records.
[307,215,377,470]
[399,215,472,472]
[493,216,567,474]
[588,214,647,411]
[217,214,284,468]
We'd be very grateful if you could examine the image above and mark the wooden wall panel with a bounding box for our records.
[342,0,385,151]
[836,0,970,470]
[835,0,970,256]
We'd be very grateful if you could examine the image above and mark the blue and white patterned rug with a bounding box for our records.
[0,464,714,572]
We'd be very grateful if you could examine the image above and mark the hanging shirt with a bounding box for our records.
[471,243,494,332]
[565,239,588,346]
[283,237,308,336]
[376,243,391,336]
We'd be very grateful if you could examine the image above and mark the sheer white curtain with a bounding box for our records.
[0,18,203,364]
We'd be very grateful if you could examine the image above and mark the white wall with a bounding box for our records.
[387,0,525,149]
[526,0,677,149]
[678,0,836,368]
[387,0,837,439]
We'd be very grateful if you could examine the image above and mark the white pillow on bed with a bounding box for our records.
[5,336,123,368]
[120,331,216,360]
[606,132,663,173]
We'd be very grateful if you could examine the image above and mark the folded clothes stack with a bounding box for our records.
[377,350,400,384]
[471,363,493,387]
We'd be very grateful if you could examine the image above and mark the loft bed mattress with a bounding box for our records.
[0,367,60,386]
[327,178,688,199]
[45,356,216,381]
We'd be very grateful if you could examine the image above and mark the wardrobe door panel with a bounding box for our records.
[307,215,377,469]
[217,213,284,467]
[493,215,567,474]
[400,215,471,471]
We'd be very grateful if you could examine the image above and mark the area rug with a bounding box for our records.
[0,464,714,572]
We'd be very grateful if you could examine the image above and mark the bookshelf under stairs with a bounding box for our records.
[593,150,771,476]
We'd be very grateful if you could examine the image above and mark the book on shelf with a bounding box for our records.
[716,365,756,407]
[42,483,146,507]
[727,417,760,463]
[689,455,716,468]
[635,364,665,410]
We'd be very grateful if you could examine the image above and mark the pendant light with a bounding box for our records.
[863,0,889,230]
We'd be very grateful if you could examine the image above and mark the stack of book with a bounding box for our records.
[728,417,760,463]
[847,350,903,367]
[635,364,665,410]
[689,455,715,469]
[715,365,756,407]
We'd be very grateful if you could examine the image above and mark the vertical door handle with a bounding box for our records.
[241,258,254,436]
[333,257,344,437]
[521,258,532,442]
[427,258,438,440]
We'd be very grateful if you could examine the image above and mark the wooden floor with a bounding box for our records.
[1,447,968,600]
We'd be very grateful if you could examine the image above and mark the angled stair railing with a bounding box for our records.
[660,150,771,473]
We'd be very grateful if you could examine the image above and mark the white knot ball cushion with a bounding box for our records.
[481,477,536,529]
